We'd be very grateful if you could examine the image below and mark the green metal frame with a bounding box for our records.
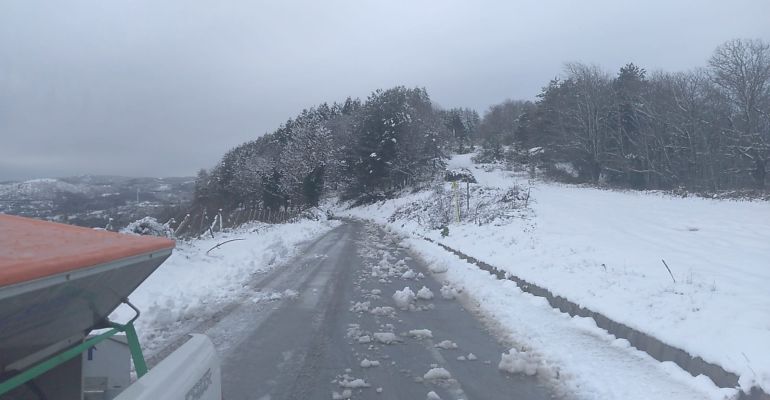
[0,299,148,396]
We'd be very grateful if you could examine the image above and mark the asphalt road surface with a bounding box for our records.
[203,221,559,400]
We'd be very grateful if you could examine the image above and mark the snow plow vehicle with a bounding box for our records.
[0,214,221,400]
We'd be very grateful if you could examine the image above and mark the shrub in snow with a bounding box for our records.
[444,168,476,183]
[392,287,416,309]
[472,147,504,164]
[389,181,532,228]
[121,217,174,237]
[440,226,449,237]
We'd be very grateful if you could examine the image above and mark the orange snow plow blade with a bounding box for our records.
[0,214,174,286]
[0,214,174,373]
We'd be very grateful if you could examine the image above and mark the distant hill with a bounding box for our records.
[0,175,194,229]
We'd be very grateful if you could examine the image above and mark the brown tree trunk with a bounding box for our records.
[752,158,766,189]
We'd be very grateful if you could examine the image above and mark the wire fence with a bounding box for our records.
[171,207,304,239]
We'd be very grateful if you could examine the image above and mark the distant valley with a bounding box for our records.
[0,175,194,229]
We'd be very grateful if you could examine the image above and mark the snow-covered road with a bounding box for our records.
[203,221,556,400]
[178,220,723,400]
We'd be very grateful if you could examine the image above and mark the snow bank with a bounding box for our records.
[121,216,173,237]
[405,237,735,400]
[110,218,339,354]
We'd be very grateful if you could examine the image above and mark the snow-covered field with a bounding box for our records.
[343,153,770,395]
[110,218,340,355]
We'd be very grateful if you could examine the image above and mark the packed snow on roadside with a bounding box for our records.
[409,238,735,400]
[110,218,340,355]
[342,152,770,395]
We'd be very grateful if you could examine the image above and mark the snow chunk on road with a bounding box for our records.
[338,377,370,388]
[251,289,299,303]
[369,306,395,316]
[499,349,539,376]
[467,353,477,360]
[357,335,372,344]
[350,301,370,313]
[416,286,434,300]
[401,269,417,279]
[408,329,433,339]
[373,332,398,344]
[427,391,442,400]
[360,359,380,368]
[332,389,352,399]
[440,284,460,299]
[393,287,416,310]
[434,340,458,349]
[423,367,452,381]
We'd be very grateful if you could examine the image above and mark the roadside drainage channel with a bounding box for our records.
[421,237,768,400]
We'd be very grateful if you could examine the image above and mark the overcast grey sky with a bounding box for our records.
[1,1,769,180]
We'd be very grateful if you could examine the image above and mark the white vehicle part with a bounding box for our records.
[114,334,221,400]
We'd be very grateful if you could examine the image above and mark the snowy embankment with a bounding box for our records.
[343,153,770,396]
[110,218,340,355]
